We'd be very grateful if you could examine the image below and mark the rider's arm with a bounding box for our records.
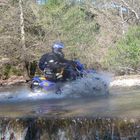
[56,54,75,66]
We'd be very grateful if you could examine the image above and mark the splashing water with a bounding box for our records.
[27,71,110,99]
[0,72,110,102]
[60,72,110,97]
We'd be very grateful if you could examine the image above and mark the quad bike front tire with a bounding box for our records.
[30,80,42,92]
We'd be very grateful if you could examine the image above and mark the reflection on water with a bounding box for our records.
[0,85,140,118]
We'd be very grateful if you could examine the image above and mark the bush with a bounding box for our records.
[3,64,11,79]
[0,65,23,80]
[106,26,140,75]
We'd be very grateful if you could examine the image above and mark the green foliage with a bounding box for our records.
[36,2,98,44]
[3,64,11,79]
[106,26,140,74]
[1,65,22,79]
[47,0,62,6]
[61,6,97,45]
[11,67,22,76]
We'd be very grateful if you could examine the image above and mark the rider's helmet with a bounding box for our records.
[52,42,64,57]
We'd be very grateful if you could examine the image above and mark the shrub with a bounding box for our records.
[106,26,140,75]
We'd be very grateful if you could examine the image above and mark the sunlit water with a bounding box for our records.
[0,73,140,118]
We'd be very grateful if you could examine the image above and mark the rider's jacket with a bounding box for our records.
[39,52,69,71]
[39,52,73,81]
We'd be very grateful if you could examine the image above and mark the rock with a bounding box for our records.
[0,75,27,86]
[109,75,140,88]
[0,57,11,66]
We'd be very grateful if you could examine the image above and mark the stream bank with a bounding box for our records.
[0,74,140,88]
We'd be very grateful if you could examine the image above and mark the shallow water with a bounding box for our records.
[0,84,140,118]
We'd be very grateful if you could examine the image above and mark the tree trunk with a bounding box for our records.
[119,5,125,34]
[19,0,26,59]
[19,0,29,79]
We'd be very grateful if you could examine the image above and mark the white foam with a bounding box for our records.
[27,72,109,99]
[0,72,110,102]
[61,72,109,97]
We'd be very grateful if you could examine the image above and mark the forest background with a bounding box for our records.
[0,0,140,80]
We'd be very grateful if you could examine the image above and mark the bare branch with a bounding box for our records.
[121,0,139,20]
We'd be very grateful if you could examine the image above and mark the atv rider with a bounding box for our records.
[39,42,77,82]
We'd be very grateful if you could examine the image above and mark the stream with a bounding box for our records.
[0,84,140,118]
[0,79,140,139]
